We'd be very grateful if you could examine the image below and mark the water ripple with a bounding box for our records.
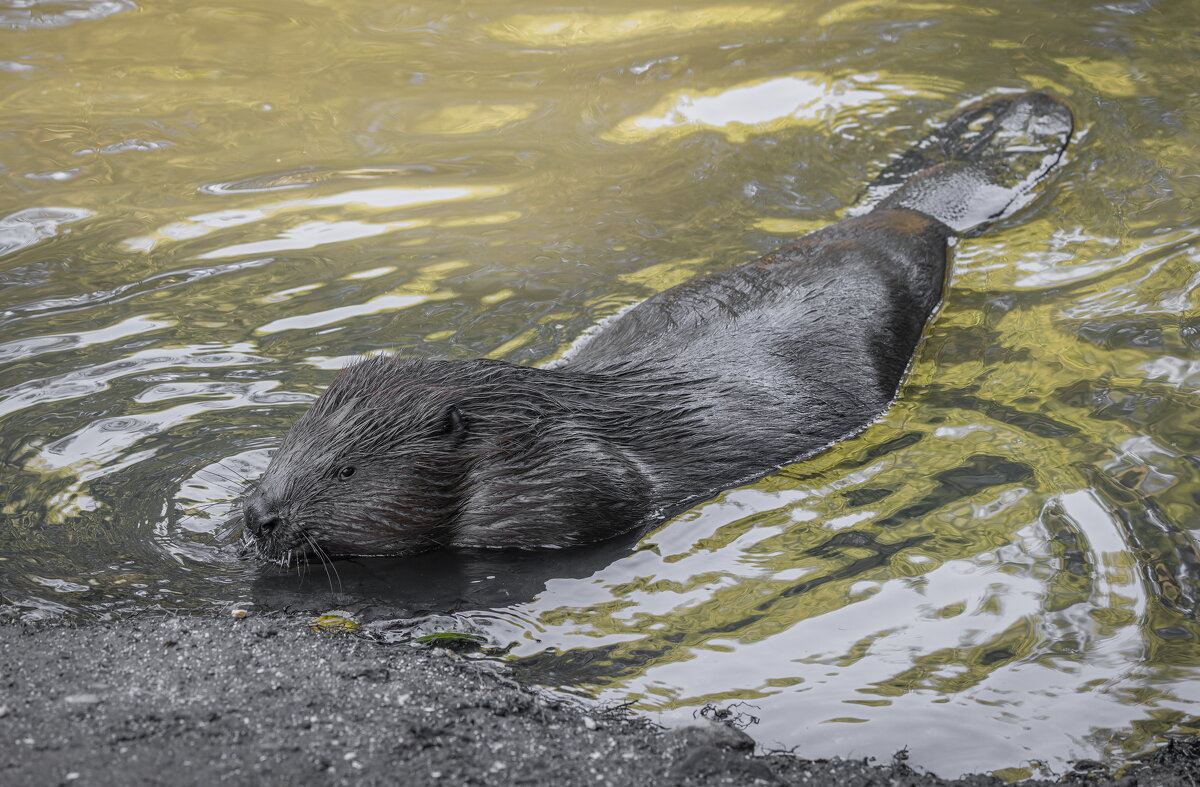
[0,207,93,258]
[0,0,136,30]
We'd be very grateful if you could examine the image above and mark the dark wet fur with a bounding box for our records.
[240,92,1073,560]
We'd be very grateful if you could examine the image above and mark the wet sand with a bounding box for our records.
[1,614,1196,786]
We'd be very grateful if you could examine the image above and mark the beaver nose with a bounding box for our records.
[243,497,282,539]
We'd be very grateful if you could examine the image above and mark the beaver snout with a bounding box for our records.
[243,495,283,540]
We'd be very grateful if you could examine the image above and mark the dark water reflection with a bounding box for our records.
[2,0,1199,778]
[250,534,643,622]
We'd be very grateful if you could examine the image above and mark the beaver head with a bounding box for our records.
[241,356,663,562]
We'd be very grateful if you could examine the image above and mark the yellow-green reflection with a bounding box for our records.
[484,6,790,47]
[0,0,1198,779]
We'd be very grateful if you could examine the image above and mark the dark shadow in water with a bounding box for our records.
[876,453,1035,527]
[1083,466,1200,620]
[249,529,644,621]
[779,431,925,483]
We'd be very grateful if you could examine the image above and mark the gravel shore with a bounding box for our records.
[2,614,1197,786]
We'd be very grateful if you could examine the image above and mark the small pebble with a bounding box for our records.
[231,609,249,619]
[64,694,101,706]
[583,716,598,731]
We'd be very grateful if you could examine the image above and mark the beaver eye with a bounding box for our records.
[337,466,355,480]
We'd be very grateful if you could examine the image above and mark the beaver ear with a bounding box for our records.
[443,405,468,441]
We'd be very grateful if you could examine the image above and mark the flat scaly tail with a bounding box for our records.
[860,92,1074,235]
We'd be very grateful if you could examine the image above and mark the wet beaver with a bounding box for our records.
[241,92,1073,562]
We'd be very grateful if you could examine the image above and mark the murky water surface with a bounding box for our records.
[2,0,1199,777]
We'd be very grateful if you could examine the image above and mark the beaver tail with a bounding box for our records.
[857,92,1073,235]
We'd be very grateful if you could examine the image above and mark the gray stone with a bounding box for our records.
[666,718,756,751]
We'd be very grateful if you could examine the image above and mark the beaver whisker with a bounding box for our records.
[302,531,341,594]
[237,530,256,559]
[211,461,253,484]
[193,468,247,490]
[311,538,342,591]
[190,480,245,501]
[187,499,234,515]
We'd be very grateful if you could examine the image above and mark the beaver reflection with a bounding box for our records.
[239,92,1073,564]
[250,530,642,620]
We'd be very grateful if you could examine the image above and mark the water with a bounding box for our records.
[1,0,1198,778]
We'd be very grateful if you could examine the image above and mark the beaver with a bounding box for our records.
[240,92,1073,562]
